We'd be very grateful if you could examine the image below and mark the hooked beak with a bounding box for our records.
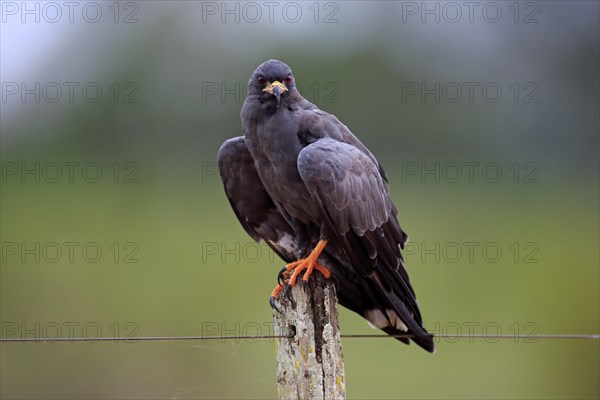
[262,81,288,107]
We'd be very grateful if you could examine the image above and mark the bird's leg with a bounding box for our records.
[269,240,331,310]
[288,239,330,286]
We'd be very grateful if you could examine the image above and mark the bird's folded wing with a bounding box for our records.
[297,138,434,351]
[297,138,391,237]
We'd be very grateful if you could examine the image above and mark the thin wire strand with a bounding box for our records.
[1,333,598,343]
[342,334,600,340]
[0,335,286,343]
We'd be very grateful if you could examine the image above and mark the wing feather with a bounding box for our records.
[297,138,434,352]
[298,139,389,236]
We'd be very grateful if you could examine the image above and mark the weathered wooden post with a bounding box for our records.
[273,274,346,399]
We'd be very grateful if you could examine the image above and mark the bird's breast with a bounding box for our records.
[243,114,318,225]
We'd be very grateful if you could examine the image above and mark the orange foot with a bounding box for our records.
[270,239,330,311]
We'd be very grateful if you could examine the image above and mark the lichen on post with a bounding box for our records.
[273,274,346,400]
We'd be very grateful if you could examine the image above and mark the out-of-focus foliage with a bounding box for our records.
[1,2,598,399]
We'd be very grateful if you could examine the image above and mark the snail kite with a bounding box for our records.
[218,59,434,352]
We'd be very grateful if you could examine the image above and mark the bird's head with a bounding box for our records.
[248,59,296,108]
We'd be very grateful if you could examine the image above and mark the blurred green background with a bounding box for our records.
[1,1,598,399]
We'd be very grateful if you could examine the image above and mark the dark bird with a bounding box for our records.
[218,59,434,352]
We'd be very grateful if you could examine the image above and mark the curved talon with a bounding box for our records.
[277,259,303,284]
[277,266,288,285]
[269,283,284,313]
[269,296,281,313]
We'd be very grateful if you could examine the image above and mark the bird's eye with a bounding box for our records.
[284,75,292,85]
[257,76,267,85]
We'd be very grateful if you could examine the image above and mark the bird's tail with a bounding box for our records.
[364,268,436,353]
[364,304,435,353]
[383,324,435,353]
[324,254,436,353]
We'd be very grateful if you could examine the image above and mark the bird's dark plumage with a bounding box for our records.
[218,59,434,352]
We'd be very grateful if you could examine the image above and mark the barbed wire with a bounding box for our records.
[1,333,598,343]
